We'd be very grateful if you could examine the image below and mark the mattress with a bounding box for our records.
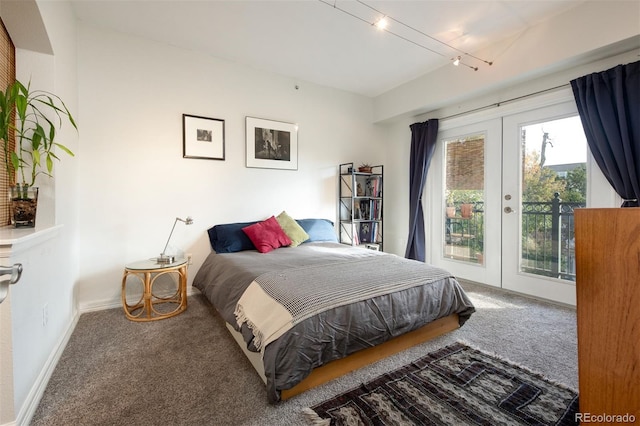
[193,242,475,403]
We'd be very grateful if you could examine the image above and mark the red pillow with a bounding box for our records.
[242,216,292,253]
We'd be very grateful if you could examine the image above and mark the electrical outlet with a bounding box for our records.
[186,253,193,265]
[42,303,49,327]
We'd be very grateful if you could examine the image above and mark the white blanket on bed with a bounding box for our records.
[234,255,454,352]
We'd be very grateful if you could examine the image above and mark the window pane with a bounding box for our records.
[520,116,587,281]
[443,134,485,265]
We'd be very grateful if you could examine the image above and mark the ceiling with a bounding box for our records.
[70,0,586,98]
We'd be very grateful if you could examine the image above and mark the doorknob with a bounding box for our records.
[504,194,512,201]
[504,206,514,213]
[0,263,23,304]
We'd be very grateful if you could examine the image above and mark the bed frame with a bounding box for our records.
[226,313,460,400]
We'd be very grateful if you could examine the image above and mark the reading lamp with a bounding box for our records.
[157,216,194,264]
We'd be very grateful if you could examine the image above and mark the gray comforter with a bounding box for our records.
[193,242,475,403]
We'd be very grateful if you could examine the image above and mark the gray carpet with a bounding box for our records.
[31,281,577,426]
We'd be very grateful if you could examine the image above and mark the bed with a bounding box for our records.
[193,214,475,403]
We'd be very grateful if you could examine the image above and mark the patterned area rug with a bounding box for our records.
[304,342,578,425]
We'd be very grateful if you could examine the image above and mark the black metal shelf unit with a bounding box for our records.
[339,162,383,251]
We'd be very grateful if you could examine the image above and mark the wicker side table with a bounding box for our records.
[121,258,187,322]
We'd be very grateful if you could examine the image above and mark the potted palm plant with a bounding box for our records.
[0,80,76,227]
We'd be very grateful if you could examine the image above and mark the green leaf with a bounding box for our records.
[32,149,40,166]
[10,152,19,171]
[16,80,27,95]
[54,143,75,157]
[32,128,43,150]
[46,154,53,173]
[15,95,27,120]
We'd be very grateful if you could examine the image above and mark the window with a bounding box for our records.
[443,134,485,264]
[0,18,16,226]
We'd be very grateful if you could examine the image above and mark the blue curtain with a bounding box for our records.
[405,119,439,261]
[570,61,640,207]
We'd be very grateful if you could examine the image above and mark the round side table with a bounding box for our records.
[121,258,188,322]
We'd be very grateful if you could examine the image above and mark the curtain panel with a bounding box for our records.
[571,61,640,207]
[405,119,438,261]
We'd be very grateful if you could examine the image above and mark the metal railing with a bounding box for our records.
[446,194,584,281]
[445,202,485,264]
[521,193,584,281]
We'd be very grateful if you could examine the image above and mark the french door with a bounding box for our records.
[428,99,590,305]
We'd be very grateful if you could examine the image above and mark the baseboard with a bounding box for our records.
[14,287,200,425]
[78,297,122,313]
[14,310,80,426]
[79,286,200,314]
[457,278,576,309]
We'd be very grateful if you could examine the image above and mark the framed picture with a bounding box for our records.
[246,117,298,170]
[183,114,225,160]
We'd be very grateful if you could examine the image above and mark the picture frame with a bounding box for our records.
[246,117,298,170]
[183,114,225,160]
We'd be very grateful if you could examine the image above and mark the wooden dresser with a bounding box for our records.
[575,208,639,416]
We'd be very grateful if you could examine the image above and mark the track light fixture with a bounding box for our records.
[451,55,478,71]
[320,0,494,71]
[374,17,388,30]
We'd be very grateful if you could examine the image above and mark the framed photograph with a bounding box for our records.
[183,114,225,160]
[246,117,298,170]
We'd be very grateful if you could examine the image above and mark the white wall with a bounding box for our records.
[76,24,386,309]
[0,1,80,424]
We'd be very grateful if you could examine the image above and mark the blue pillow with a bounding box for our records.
[295,219,338,243]
[208,221,258,253]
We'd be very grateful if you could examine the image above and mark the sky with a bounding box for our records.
[523,115,587,166]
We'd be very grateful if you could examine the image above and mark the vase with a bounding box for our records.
[9,185,39,228]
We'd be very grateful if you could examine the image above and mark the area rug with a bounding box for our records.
[304,342,578,425]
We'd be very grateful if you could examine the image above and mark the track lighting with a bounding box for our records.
[320,0,494,71]
[374,17,388,30]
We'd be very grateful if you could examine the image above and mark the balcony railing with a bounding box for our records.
[445,194,585,281]
[521,193,585,281]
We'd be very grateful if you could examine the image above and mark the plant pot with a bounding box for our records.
[446,206,456,218]
[358,167,372,173]
[461,203,474,218]
[10,186,39,228]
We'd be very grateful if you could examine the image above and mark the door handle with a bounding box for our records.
[0,263,23,304]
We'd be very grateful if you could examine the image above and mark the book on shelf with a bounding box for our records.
[358,221,378,244]
[357,200,381,221]
[366,176,382,198]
